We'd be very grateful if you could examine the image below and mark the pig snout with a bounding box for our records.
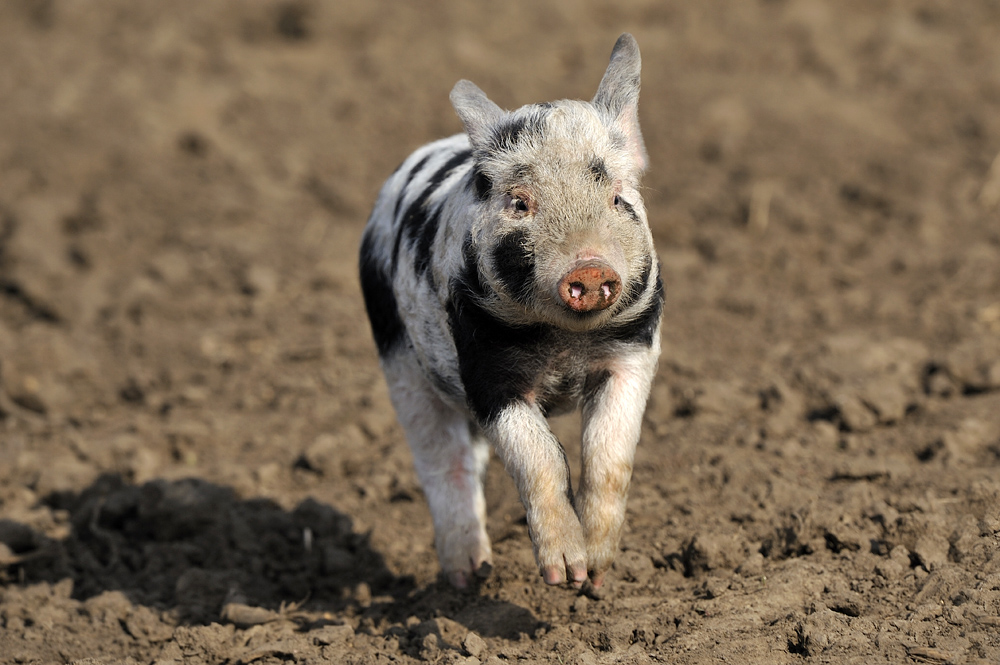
[558,259,621,313]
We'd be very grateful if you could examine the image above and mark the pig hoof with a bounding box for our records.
[588,569,607,588]
[446,558,492,589]
[441,533,493,589]
[541,556,588,586]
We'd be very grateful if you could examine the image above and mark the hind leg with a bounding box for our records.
[383,353,492,588]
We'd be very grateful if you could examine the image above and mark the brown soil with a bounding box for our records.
[1,1,999,664]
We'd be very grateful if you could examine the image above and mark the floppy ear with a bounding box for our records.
[593,33,647,171]
[451,80,505,152]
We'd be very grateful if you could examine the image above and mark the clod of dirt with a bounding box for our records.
[614,549,656,584]
[310,623,354,646]
[681,532,745,575]
[221,602,280,628]
[463,631,487,658]
[944,338,1000,392]
[912,533,951,571]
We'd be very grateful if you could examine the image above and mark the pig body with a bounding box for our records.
[359,34,662,588]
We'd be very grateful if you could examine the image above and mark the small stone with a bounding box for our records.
[463,632,487,658]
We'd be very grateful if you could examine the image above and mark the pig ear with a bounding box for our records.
[451,80,505,151]
[593,33,648,171]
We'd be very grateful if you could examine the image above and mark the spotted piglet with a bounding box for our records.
[359,34,662,589]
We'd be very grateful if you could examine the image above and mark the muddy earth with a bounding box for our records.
[1,2,999,664]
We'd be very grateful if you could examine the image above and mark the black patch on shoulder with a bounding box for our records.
[470,163,492,201]
[448,252,549,424]
[491,229,535,305]
[588,157,610,184]
[599,271,664,347]
[359,230,406,357]
[393,149,472,278]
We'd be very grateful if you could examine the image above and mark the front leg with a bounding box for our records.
[486,401,588,587]
[577,348,658,587]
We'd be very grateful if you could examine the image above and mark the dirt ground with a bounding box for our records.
[1,1,999,663]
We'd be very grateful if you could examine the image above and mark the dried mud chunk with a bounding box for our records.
[912,533,950,571]
[792,609,871,657]
[463,632,487,658]
[83,589,134,626]
[831,391,878,432]
[736,552,764,577]
[803,336,929,429]
[220,602,279,627]
[124,605,174,642]
[761,378,806,438]
[944,337,1000,391]
[614,549,656,584]
[311,623,354,646]
[682,532,745,575]
[860,375,909,423]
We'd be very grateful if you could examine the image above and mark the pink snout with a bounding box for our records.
[558,260,621,313]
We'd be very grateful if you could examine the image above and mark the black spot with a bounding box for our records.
[393,149,472,278]
[448,261,548,424]
[412,205,442,279]
[491,230,535,304]
[583,369,612,404]
[598,272,663,347]
[618,257,652,310]
[619,199,641,224]
[470,163,492,201]
[392,154,433,221]
[488,109,548,153]
[588,157,610,184]
[359,230,406,357]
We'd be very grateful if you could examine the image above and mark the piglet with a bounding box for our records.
[359,33,662,588]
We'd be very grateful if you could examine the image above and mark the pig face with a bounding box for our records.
[451,45,653,333]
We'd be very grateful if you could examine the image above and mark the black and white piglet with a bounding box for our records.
[359,34,662,589]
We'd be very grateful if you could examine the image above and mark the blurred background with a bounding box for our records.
[0,1,998,663]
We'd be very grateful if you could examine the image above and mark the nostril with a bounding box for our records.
[569,282,585,299]
[601,282,613,299]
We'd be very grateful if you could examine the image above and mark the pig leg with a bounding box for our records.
[487,402,589,587]
[383,354,492,588]
[576,349,658,587]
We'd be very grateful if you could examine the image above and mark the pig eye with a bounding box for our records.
[613,194,622,207]
[510,197,529,213]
